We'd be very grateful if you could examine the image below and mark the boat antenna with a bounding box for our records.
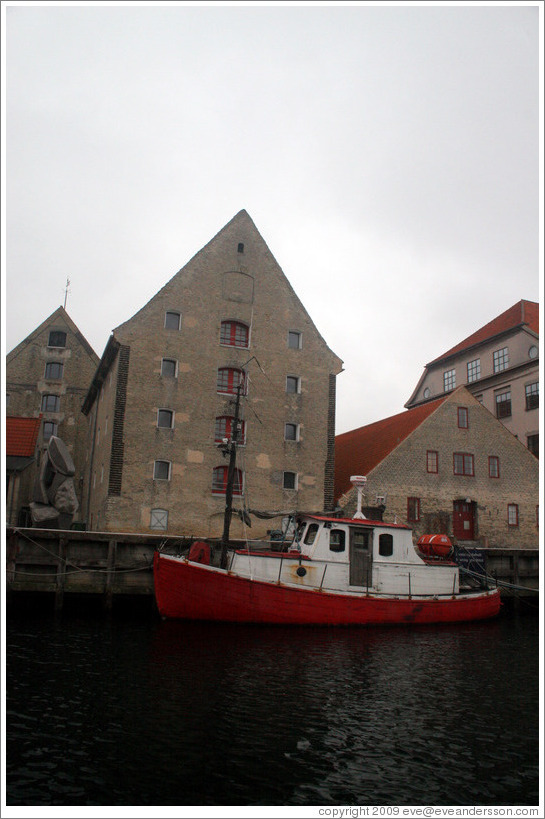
[220,380,244,568]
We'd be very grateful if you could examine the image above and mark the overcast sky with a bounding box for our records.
[3,1,541,434]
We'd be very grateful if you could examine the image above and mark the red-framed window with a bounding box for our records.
[453,452,474,476]
[507,504,519,527]
[458,407,469,429]
[407,497,421,522]
[214,416,246,444]
[217,367,246,395]
[427,450,439,473]
[220,320,249,348]
[212,466,243,495]
[488,456,500,478]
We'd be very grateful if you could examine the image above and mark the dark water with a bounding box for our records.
[5,598,540,808]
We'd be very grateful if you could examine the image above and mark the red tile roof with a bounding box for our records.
[6,416,42,457]
[334,397,446,501]
[428,300,539,365]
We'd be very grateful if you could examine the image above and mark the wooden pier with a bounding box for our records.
[5,527,539,612]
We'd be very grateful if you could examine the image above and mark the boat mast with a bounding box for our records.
[220,381,243,568]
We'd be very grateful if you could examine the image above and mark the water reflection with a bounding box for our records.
[6,609,539,806]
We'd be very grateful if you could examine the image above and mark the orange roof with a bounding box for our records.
[6,416,42,457]
[428,300,539,365]
[334,398,446,501]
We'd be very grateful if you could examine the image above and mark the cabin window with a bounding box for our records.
[220,320,249,348]
[154,460,171,480]
[493,347,509,373]
[286,375,301,394]
[165,311,181,330]
[457,407,469,429]
[495,391,511,419]
[427,450,438,473]
[48,330,67,348]
[488,456,500,478]
[379,533,394,557]
[150,508,168,530]
[288,331,302,349]
[41,394,60,412]
[217,367,246,395]
[453,452,474,476]
[157,409,174,429]
[525,382,539,411]
[161,358,177,378]
[329,529,345,553]
[215,416,246,444]
[467,358,481,383]
[45,362,63,380]
[507,504,519,527]
[352,530,369,550]
[212,466,243,495]
[443,369,456,392]
[283,471,298,490]
[407,497,421,522]
[304,523,319,545]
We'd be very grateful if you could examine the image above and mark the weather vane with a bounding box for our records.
[63,277,71,309]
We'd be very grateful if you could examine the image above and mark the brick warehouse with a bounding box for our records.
[81,210,343,537]
[335,387,539,549]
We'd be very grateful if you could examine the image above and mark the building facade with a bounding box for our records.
[405,300,539,457]
[81,210,343,537]
[335,388,539,549]
[6,415,43,526]
[6,307,100,516]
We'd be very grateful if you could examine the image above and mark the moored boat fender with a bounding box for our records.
[416,534,453,558]
[188,541,211,565]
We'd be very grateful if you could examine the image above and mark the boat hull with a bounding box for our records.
[153,553,501,625]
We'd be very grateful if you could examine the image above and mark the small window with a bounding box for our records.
[150,508,168,530]
[41,394,60,412]
[507,504,519,527]
[458,407,469,429]
[154,460,171,480]
[525,382,539,411]
[164,311,181,330]
[496,391,512,419]
[304,523,319,545]
[528,345,538,359]
[45,362,63,380]
[288,331,302,349]
[493,347,509,373]
[379,533,394,557]
[407,497,420,522]
[423,387,431,399]
[285,423,298,441]
[489,456,500,478]
[283,471,298,490]
[157,409,174,428]
[161,358,177,378]
[212,466,243,495]
[453,452,475,476]
[427,450,438,474]
[237,242,244,253]
[329,529,345,553]
[217,367,246,395]
[215,416,246,444]
[527,434,539,457]
[443,369,456,392]
[467,358,481,383]
[48,331,66,348]
[43,421,57,441]
[220,320,249,348]
[286,376,300,394]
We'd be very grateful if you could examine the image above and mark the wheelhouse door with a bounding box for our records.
[453,500,475,540]
[349,528,372,587]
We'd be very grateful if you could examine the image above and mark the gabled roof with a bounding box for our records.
[6,415,42,457]
[427,299,539,366]
[334,397,447,501]
[7,306,98,363]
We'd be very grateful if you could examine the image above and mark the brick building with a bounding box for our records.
[81,210,343,536]
[406,300,539,456]
[6,307,100,516]
[335,387,539,549]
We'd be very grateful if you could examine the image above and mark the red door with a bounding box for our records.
[453,501,475,540]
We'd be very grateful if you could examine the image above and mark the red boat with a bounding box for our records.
[153,512,501,626]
